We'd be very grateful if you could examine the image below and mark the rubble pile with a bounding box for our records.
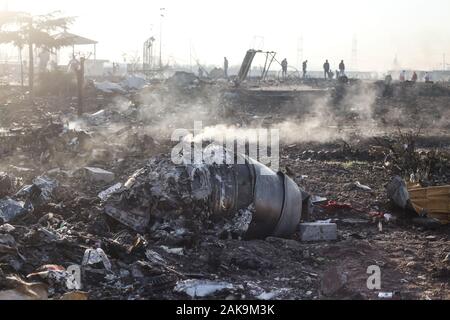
[375,134,450,185]
[103,146,305,240]
[0,79,449,300]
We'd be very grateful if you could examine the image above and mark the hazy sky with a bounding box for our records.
[2,0,450,71]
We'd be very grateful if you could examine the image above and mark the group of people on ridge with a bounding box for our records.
[216,56,350,80]
[282,59,347,80]
[398,70,432,83]
[322,59,346,80]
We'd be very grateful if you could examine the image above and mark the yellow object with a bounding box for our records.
[407,184,450,224]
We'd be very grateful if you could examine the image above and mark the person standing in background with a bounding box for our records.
[224,57,229,78]
[302,60,308,78]
[281,58,288,79]
[323,60,330,79]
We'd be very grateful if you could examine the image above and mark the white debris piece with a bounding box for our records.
[98,183,123,201]
[316,219,332,224]
[311,195,327,204]
[87,110,108,125]
[82,248,112,272]
[145,249,167,266]
[442,253,450,263]
[28,265,82,291]
[174,280,234,298]
[90,109,106,118]
[84,167,115,183]
[378,292,394,299]
[120,74,147,90]
[299,223,338,242]
[94,81,125,94]
[256,288,290,300]
[355,181,372,192]
[246,281,290,300]
[160,246,184,256]
[0,223,15,233]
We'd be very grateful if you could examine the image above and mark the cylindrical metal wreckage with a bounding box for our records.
[104,146,303,240]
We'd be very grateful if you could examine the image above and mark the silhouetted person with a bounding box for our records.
[323,60,330,79]
[385,74,393,85]
[224,57,229,78]
[399,70,406,82]
[68,55,80,73]
[302,60,308,78]
[384,74,393,97]
[281,59,288,79]
[339,60,345,76]
[38,48,50,73]
[411,71,418,82]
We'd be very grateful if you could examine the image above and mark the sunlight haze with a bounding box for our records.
[2,0,450,71]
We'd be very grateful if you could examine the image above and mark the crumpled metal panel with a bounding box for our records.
[245,160,302,239]
[272,173,302,238]
[190,152,303,239]
[246,169,284,239]
[102,147,303,239]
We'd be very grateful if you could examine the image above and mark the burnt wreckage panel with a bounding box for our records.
[103,146,305,239]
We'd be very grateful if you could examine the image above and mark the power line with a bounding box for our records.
[159,8,166,68]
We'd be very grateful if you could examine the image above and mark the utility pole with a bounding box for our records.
[393,54,399,71]
[18,46,23,87]
[76,57,85,116]
[159,8,165,69]
[28,19,34,96]
[443,53,446,71]
[189,40,192,72]
[149,25,154,69]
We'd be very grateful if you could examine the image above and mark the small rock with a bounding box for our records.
[0,173,13,197]
[320,266,348,297]
[83,167,115,183]
[302,250,310,259]
[411,218,441,230]
[0,224,15,233]
[299,223,337,242]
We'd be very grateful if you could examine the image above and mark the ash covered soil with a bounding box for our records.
[0,80,449,300]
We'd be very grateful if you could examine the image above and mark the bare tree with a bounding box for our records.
[0,11,75,93]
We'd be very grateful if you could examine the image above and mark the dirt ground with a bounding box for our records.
[0,79,449,300]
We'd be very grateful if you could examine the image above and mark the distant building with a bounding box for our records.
[429,70,450,82]
[85,59,109,77]
[386,70,450,82]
